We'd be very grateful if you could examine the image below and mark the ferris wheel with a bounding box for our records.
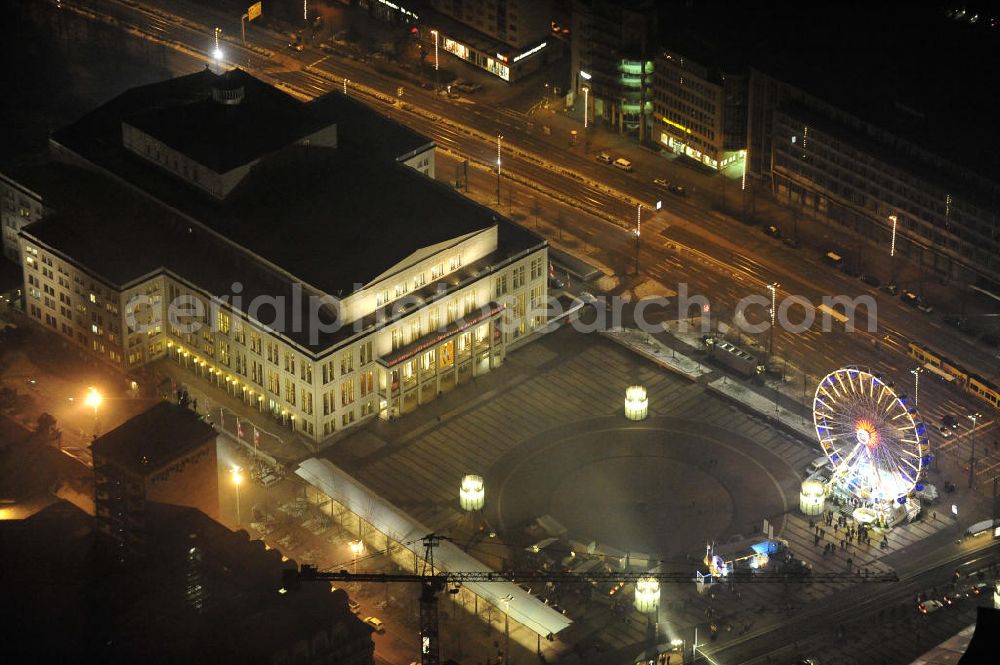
[812,366,929,503]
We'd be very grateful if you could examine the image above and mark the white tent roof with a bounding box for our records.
[295,457,573,637]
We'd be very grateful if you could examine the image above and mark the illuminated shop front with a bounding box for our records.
[427,28,549,83]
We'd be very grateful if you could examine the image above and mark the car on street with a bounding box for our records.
[348,599,361,614]
[765,224,780,238]
[860,274,881,288]
[937,425,953,438]
[917,299,934,313]
[941,414,959,429]
[900,289,920,307]
[668,183,686,196]
[823,251,844,268]
[653,177,671,190]
[596,152,612,163]
[613,157,633,172]
[968,581,991,596]
[364,616,385,633]
[782,236,801,248]
[288,42,304,52]
[918,599,944,614]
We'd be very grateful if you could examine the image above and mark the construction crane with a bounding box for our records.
[282,535,898,665]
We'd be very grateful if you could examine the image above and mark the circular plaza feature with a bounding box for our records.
[490,416,793,561]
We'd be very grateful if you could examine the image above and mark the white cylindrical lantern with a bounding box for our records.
[799,478,826,516]
[459,474,485,511]
[624,385,648,421]
[634,578,660,613]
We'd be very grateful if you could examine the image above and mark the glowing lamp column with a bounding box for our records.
[634,578,660,613]
[624,385,648,421]
[459,474,485,511]
[799,479,825,516]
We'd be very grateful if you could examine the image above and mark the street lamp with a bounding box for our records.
[501,593,514,665]
[888,214,898,285]
[766,282,779,358]
[430,29,440,88]
[232,467,243,525]
[84,386,102,437]
[968,412,982,489]
[634,203,642,275]
[213,27,224,62]
[496,133,503,205]
[350,539,364,574]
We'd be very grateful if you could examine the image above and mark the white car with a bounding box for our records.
[919,600,944,614]
[364,616,385,633]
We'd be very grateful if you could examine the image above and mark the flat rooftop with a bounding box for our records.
[659,0,1000,188]
[49,68,540,297]
[91,402,216,476]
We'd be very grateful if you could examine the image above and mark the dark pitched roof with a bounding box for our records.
[91,402,216,476]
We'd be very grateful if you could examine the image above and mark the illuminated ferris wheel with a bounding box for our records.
[812,366,929,504]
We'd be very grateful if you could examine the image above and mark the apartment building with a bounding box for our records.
[14,69,548,445]
[652,48,747,171]
[92,402,219,564]
[570,0,656,136]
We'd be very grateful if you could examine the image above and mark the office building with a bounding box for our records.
[652,48,747,171]
[738,3,1000,283]
[12,69,549,445]
[570,0,656,136]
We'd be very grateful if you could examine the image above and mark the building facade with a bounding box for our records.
[421,0,556,82]
[0,171,44,262]
[747,69,1000,284]
[652,49,747,171]
[93,402,219,563]
[570,0,656,136]
[14,70,549,447]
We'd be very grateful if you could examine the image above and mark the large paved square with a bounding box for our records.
[321,326,815,560]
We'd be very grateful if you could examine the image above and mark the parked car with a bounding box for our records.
[596,152,612,164]
[613,157,633,172]
[364,616,385,633]
[765,224,780,238]
[941,414,959,429]
[653,177,671,190]
[860,274,881,288]
[937,425,953,438]
[917,299,934,313]
[668,183,686,196]
[348,599,361,614]
[900,290,920,307]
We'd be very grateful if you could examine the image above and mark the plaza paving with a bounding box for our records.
[324,326,812,554]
